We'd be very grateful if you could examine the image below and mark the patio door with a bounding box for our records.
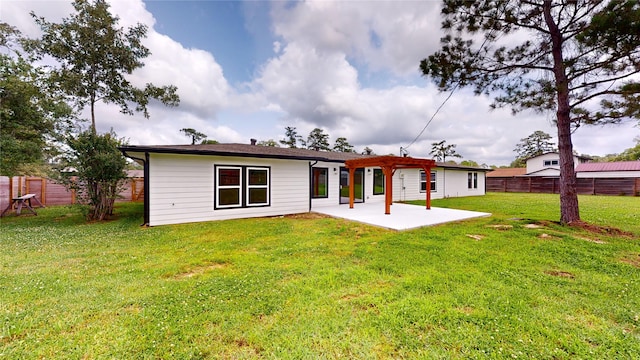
[339,168,364,204]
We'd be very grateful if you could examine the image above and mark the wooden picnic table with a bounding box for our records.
[1,194,45,217]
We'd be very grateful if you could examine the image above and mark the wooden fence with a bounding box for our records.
[487,176,640,196]
[0,176,144,211]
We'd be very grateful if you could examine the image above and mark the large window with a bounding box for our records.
[420,171,437,192]
[215,166,270,209]
[468,172,478,189]
[373,168,384,195]
[312,167,328,198]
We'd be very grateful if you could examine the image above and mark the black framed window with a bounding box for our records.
[373,169,384,195]
[420,171,437,192]
[216,167,242,208]
[247,168,269,206]
[312,168,328,198]
[215,166,270,209]
[468,172,478,189]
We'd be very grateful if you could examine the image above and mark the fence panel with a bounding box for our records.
[487,176,638,196]
[0,176,144,209]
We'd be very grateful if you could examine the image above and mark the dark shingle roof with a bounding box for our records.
[119,143,490,171]
[119,143,371,162]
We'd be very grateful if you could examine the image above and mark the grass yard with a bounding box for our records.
[1,193,639,359]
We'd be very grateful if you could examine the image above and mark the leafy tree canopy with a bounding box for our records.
[333,137,355,153]
[0,23,74,177]
[514,130,557,162]
[280,126,303,148]
[306,128,331,151]
[27,0,179,133]
[430,140,462,162]
[180,128,207,145]
[257,139,280,147]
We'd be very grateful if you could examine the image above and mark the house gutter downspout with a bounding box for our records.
[121,151,150,226]
[309,161,318,212]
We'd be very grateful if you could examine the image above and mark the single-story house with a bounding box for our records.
[119,143,489,226]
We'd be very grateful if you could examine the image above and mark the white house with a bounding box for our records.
[525,152,590,176]
[119,143,489,226]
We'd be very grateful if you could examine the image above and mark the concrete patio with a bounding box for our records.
[313,202,491,231]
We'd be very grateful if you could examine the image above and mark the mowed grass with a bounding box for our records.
[0,193,638,359]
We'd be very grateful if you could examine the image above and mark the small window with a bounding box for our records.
[217,167,242,208]
[312,168,328,198]
[468,172,478,189]
[420,171,437,192]
[247,168,269,206]
[543,159,559,166]
[373,169,384,195]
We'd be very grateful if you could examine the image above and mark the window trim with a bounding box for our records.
[373,168,385,195]
[419,170,437,193]
[246,167,270,207]
[215,166,243,209]
[311,167,329,199]
[214,165,271,210]
[468,172,478,189]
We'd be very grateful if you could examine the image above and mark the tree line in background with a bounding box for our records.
[1,0,179,220]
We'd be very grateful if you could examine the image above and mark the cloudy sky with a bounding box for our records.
[5,0,638,165]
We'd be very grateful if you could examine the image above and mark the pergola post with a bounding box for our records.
[425,167,432,210]
[349,167,355,209]
[383,166,393,215]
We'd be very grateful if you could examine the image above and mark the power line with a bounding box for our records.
[403,82,459,151]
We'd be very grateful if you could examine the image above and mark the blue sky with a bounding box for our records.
[5,0,638,165]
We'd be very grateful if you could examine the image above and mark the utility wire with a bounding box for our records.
[403,82,460,151]
[403,18,500,153]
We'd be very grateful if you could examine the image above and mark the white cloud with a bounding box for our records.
[4,0,637,165]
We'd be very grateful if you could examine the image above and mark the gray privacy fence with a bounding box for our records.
[486,176,640,196]
[0,176,144,211]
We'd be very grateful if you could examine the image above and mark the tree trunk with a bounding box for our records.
[544,0,580,224]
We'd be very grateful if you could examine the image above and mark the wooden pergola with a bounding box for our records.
[344,156,436,215]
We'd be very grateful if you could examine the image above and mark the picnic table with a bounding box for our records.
[1,194,45,217]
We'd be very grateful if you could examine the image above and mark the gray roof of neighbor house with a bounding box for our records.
[575,161,640,172]
[119,143,490,170]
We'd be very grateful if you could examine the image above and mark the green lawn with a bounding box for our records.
[1,193,639,359]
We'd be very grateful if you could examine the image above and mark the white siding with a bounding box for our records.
[310,162,342,208]
[577,171,640,178]
[148,154,310,226]
[391,168,485,201]
[526,153,581,174]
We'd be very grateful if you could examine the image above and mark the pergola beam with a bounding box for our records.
[344,155,436,215]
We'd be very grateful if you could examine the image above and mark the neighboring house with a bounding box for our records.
[487,155,640,196]
[119,143,489,226]
[525,152,590,176]
[575,161,640,178]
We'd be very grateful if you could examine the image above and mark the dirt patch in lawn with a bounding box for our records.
[284,212,331,220]
[545,270,575,279]
[568,221,634,237]
[172,262,228,279]
[620,253,640,268]
[485,224,513,230]
[466,234,485,241]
